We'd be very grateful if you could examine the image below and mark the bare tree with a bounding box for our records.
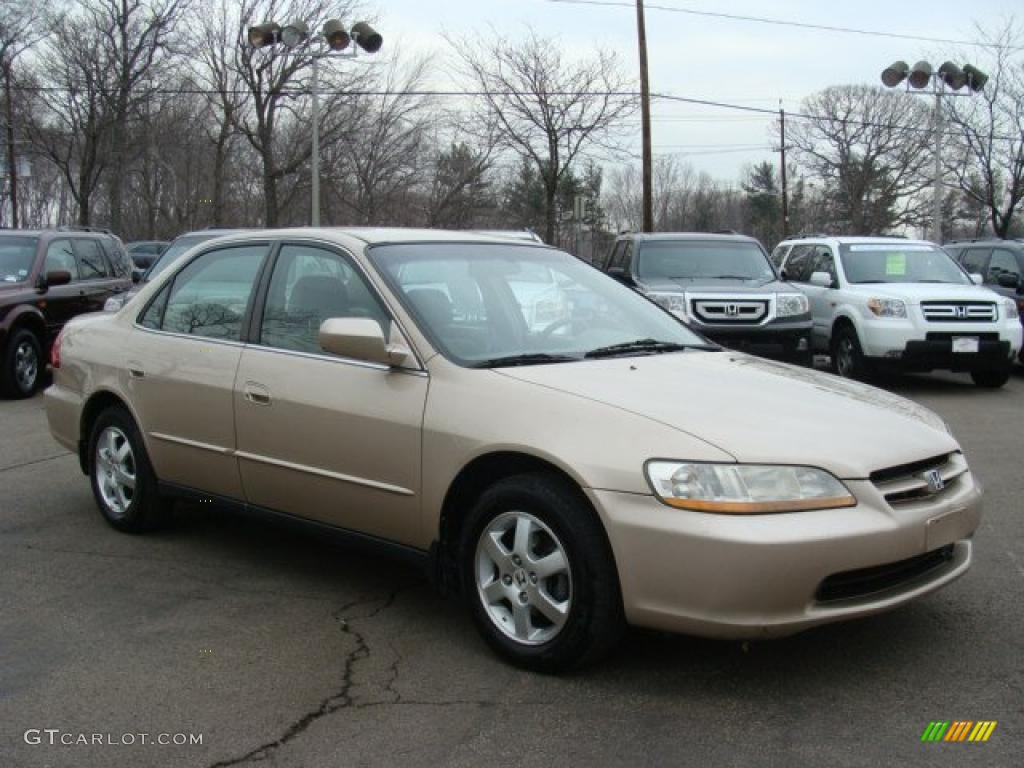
[783,85,933,234]
[945,21,1024,238]
[451,27,636,243]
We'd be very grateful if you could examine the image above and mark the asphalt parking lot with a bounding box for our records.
[2,370,1022,768]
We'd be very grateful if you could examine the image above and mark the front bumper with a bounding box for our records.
[586,470,981,639]
[859,317,1022,370]
[696,319,813,364]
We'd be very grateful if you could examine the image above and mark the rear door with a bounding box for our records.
[233,241,428,546]
[125,242,270,499]
[40,238,84,339]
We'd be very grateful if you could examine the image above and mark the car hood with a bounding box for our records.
[845,282,1002,304]
[640,277,787,293]
[496,352,957,479]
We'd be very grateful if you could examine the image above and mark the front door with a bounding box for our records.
[233,242,428,547]
[125,242,270,500]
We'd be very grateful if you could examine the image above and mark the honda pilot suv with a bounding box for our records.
[0,229,131,397]
[775,235,1022,387]
[599,232,813,365]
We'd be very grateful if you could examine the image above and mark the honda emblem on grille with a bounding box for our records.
[924,469,945,493]
[725,303,740,317]
[954,306,967,319]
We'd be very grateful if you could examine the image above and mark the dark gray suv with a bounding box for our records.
[598,232,814,365]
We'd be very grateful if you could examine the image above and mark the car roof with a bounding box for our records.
[617,232,760,243]
[780,235,936,247]
[185,227,553,247]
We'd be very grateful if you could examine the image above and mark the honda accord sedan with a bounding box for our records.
[46,228,982,671]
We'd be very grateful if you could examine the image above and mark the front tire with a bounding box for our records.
[2,328,42,399]
[88,406,171,532]
[970,367,1011,388]
[831,325,872,381]
[460,473,624,673]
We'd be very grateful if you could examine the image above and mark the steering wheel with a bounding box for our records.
[539,317,574,338]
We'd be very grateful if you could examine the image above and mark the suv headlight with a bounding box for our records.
[1003,298,1020,320]
[867,298,907,318]
[103,295,126,312]
[645,461,856,514]
[776,292,809,317]
[648,292,688,320]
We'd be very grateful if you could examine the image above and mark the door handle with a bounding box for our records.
[127,360,145,379]
[243,382,271,406]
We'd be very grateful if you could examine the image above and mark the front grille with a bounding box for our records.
[816,544,955,602]
[870,452,967,506]
[921,301,996,323]
[690,299,768,325]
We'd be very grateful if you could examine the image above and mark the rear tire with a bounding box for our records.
[2,328,42,399]
[460,473,624,673]
[831,325,872,381]
[970,367,1010,388]
[88,406,172,532]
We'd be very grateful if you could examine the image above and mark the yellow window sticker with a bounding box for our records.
[886,252,907,275]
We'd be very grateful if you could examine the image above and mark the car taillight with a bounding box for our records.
[51,327,65,369]
[1018,298,1024,314]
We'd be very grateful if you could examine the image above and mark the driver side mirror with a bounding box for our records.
[809,271,834,288]
[607,266,634,286]
[969,273,984,285]
[38,270,72,291]
[996,272,1020,289]
[318,317,411,367]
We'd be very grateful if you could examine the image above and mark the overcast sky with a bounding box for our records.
[371,0,1021,183]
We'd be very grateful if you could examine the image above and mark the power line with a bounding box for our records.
[538,0,1022,50]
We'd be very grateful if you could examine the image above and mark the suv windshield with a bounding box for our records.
[0,237,38,283]
[370,243,709,366]
[636,240,775,281]
[840,244,970,285]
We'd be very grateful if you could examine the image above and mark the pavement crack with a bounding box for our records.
[0,451,73,474]
[206,581,423,768]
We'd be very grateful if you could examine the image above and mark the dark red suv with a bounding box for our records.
[0,229,132,397]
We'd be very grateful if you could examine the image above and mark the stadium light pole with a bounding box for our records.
[880,59,987,243]
[248,19,383,226]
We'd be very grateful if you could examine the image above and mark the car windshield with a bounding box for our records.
[146,233,227,280]
[839,244,970,284]
[636,240,775,281]
[370,243,709,366]
[0,237,38,283]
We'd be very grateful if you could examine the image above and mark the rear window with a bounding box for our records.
[0,236,38,283]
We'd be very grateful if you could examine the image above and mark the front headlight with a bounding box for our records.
[647,292,688,320]
[1003,298,1020,320]
[645,461,856,514]
[776,292,809,317]
[103,295,126,312]
[867,298,907,318]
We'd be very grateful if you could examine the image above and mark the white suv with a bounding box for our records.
[773,236,1023,387]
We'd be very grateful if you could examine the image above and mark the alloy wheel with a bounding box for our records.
[475,510,572,645]
[13,339,38,393]
[95,426,137,518]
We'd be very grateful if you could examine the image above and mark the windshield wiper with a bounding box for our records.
[469,353,579,369]
[917,279,957,283]
[707,274,757,280]
[584,339,710,359]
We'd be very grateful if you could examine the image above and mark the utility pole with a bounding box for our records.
[779,105,788,239]
[311,55,321,227]
[4,63,18,229]
[931,90,943,243]
[635,0,653,233]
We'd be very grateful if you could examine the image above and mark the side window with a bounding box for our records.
[960,248,990,276]
[621,242,635,273]
[260,244,391,355]
[770,244,789,268]
[784,244,814,282]
[101,238,130,277]
[138,283,171,329]
[813,247,838,282]
[606,242,625,271]
[988,249,1020,282]
[44,239,80,280]
[75,239,111,279]
[161,245,267,341]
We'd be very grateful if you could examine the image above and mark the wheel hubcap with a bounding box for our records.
[837,339,854,377]
[13,341,38,392]
[95,427,137,518]
[475,511,572,645]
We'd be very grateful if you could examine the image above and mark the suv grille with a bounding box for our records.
[690,299,768,324]
[921,301,996,323]
[870,452,967,506]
